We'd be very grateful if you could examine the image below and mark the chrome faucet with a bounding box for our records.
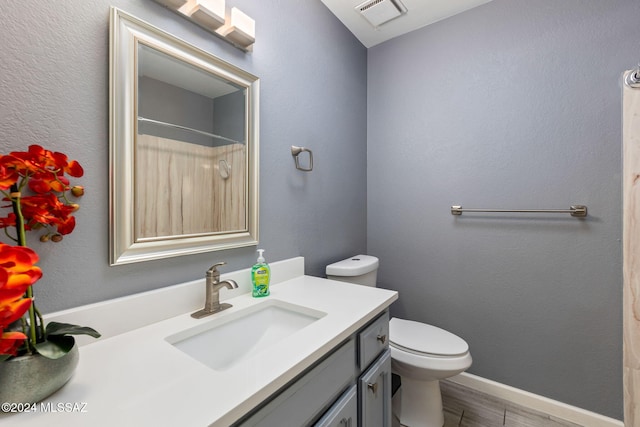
[191,262,238,319]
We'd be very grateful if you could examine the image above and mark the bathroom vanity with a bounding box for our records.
[238,311,391,426]
[0,257,397,427]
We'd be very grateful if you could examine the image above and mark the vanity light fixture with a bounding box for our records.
[218,7,255,49]
[155,0,189,9]
[153,0,255,51]
[179,0,226,31]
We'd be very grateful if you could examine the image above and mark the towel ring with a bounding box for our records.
[291,146,313,172]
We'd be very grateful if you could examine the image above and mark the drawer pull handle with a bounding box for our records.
[339,417,352,427]
[367,382,378,395]
[376,334,387,344]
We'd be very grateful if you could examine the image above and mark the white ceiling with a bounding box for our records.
[320,0,494,48]
[138,43,239,99]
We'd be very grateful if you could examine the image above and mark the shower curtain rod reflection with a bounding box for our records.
[137,117,244,145]
[450,205,588,218]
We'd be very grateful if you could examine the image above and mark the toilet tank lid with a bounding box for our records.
[326,255,379,276]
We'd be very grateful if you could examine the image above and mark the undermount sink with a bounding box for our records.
[166,299,326,371]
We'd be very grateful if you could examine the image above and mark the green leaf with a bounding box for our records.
[34,336,75,360]
[45,322,101,339]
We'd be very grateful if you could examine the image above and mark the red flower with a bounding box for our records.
[56,215,76,235]
[1,145,83,195]
[0,244,41,302]
[0,297,32,330]
[0,160,19,190]
[0,213,16,229]
[0,244,40,357]
[0,331,29,356]
[0,145,84,239]
[10,145,83,176]
[19,193,77,234]
[0,145,91,358]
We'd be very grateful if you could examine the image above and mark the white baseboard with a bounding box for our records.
[448,372,623,427]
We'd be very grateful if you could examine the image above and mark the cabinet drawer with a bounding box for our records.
[314,385,357,427]
[358,311,389,371]
[239,338,357,427]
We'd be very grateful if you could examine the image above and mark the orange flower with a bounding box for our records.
[0,297,32,330]
[16,194,77,235]
[1,145,83,195]
[0,330,29,356]
[0,289,34,358]
[0,244,41,301]
[0,213,16,229]
[55,215,76,235]
[0,146,94,359]
[0,159,19,190]
[0,145,83,241]
[0,243,40,357]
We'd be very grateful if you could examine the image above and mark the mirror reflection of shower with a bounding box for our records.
[135,42,247,239]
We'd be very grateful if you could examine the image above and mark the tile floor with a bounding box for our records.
[393,379,583,427]
[441,380,582,427]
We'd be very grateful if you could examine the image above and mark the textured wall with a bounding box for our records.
[2,0,631,420]
[0,1,367,310]
[367,0,637,419]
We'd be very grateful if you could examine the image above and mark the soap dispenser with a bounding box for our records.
[251,249,270,297]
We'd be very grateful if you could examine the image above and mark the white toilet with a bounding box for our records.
[326,255,472,427]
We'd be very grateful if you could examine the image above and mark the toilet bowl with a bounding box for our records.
[326,255,472,427]
[389,318,472,427]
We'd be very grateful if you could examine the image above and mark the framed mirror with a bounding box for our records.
[109,8,259,265]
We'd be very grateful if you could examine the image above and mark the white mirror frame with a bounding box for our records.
[109,7,259,265]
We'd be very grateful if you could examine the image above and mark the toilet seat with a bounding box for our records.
[390,318,469,357]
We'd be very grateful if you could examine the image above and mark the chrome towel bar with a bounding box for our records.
[450,205,588,218]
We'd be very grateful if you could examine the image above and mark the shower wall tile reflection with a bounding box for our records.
[136,135,245,238]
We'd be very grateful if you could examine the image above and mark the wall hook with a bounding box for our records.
[291,146,313,172]
[218,159,230,179]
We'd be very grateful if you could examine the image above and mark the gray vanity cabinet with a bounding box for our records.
[314,386,357,427]
[237,339,357,427]
[236,311,390,427]
[356,311,391,427]
[358,350,391,427]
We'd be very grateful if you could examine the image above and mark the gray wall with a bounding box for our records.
[1,0,631,420]
[368,0,637,419]
[213,90,246,144]
[0,1,367,311]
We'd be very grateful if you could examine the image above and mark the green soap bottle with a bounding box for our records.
[252,249,270,297]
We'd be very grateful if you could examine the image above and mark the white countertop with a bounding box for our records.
[1,272,397,426]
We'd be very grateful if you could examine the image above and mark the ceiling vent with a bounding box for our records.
[355,0,407,28]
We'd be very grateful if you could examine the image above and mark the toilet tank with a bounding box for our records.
[325,255,379,287]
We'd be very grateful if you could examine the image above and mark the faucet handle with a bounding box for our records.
[207,261,226,276]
